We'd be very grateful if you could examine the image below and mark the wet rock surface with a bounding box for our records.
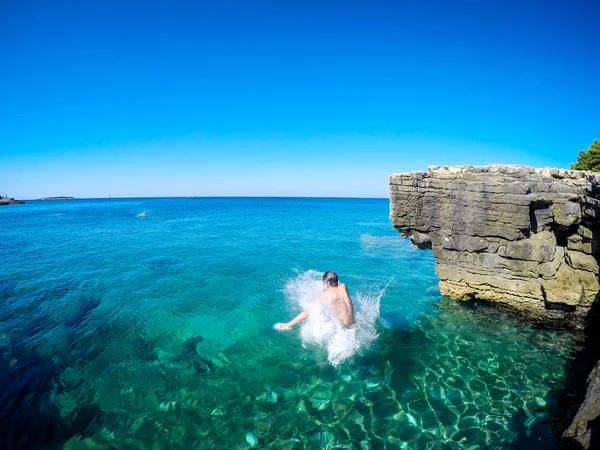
[389,164,600,330]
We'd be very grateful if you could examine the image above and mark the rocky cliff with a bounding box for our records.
[389,164,600,448]
[389,164,600,329]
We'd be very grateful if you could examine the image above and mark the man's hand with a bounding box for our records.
[273,309,310,331]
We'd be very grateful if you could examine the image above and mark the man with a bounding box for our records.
[274,271,355,330]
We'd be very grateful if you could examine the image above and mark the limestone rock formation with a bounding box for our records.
[389,165,600,329]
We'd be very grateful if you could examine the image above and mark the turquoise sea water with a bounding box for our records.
[0,198,575,449]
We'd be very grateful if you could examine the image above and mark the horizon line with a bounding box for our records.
[23,195,390,201]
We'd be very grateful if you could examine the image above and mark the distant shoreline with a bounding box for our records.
[0,196,25,205]
[39,196,75,201]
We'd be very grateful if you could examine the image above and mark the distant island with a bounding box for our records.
[39,196,75,200]
[0,196,25,205]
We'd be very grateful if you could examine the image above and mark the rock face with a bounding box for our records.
[0,196,25,205]
[563,360,600,448]
[389,164,600,329]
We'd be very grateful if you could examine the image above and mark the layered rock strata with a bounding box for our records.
[389,164,600,328]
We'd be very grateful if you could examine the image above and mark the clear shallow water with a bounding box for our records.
[0,198,574,449]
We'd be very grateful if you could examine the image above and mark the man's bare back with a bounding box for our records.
[321,283,355,329]
[274,271,356,330]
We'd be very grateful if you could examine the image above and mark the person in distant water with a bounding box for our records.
[274,271,355,330]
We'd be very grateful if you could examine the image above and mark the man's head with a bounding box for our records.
[322,271,339,288]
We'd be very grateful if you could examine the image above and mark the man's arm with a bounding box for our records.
[340,284,353,304]
[274,309,310,330]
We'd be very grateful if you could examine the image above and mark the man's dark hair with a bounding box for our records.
[322,271,338,287]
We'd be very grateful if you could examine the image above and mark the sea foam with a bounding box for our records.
[284,270,380,366]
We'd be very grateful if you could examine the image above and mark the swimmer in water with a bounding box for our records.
[274,271,355,330]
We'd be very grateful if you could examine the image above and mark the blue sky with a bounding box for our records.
[1,1,599,198]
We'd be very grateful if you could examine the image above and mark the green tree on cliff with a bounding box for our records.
[570,139,600,171]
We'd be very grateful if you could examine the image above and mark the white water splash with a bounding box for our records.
[284,270,381,366]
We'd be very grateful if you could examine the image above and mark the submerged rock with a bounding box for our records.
[270,390,283,403]
[309,397,330,411]
[63,437,105,450]
[211,407,224,416]
[245,431,260,447]
[254,421,272,437]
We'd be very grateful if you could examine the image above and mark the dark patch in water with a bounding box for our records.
[64,297,101,331]
[146,257,183,274]
[0,348,103,449]
[174,335,215,373]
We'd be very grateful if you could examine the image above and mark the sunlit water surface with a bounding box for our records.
[0,198,574,449]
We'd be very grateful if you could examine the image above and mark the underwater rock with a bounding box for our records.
[296,398,309,413]
[389,165,600,330]
[186,398,199,408]
[55,391,79,417]
[360,440,372,450]
[211,407,224,416]
[119,437,144,450]
[372,398,400,420]
[332,400,352,421]
[93,427,115,446]
[254,421,272,437]
[245,431,260,447]
[171,426,185,442]
[63,437,105,450]
[309,397,330,411]
[158,400,177,411]
[270,391,283,403]
[366,381,380,390]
